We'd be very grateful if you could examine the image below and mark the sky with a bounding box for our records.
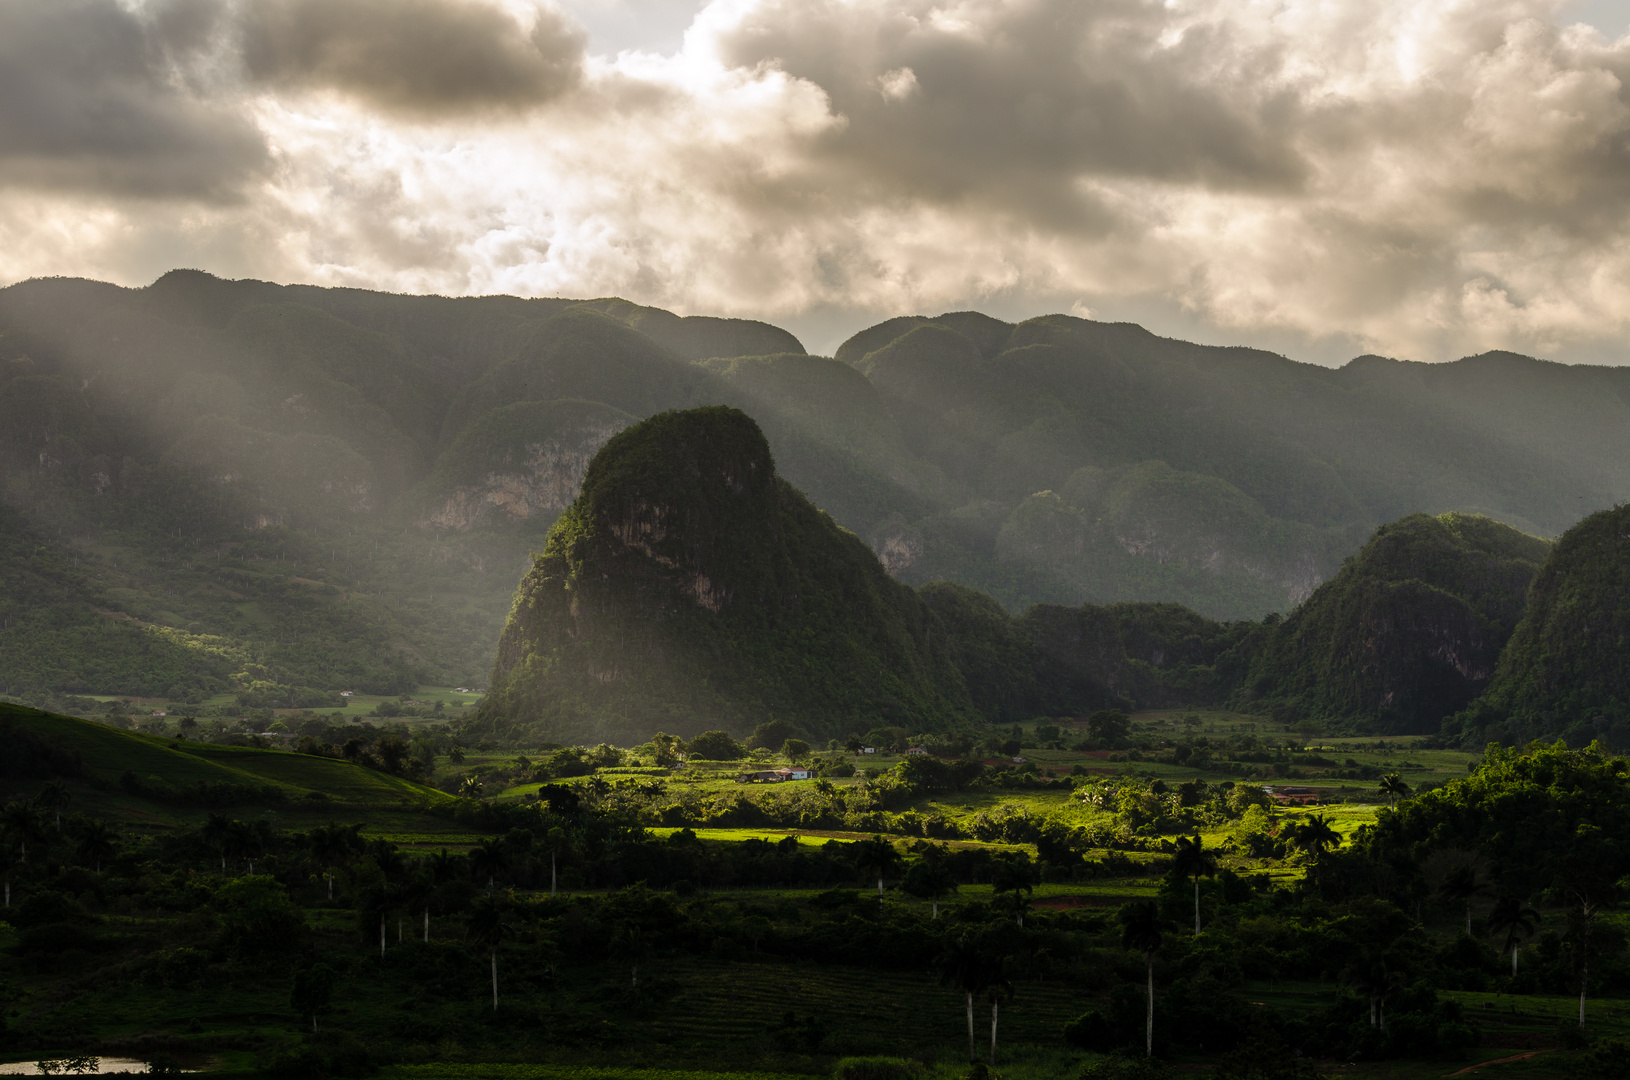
[4,1,1630,362]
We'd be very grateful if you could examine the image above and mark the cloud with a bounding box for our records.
[240,0,587,116]
[7,0,1630,363]
[0,0,266,199]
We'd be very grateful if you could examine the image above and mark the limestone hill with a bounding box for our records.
[473,408,979,745]
[1235,513,1550,733]
[1452,503,1630,747]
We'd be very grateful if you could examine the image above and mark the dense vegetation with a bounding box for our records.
[2,702,1629,1080]
[1450,503,1630,748]
[475,408,980,745]
[7,270,1630,723]
[1236,514,1551,734]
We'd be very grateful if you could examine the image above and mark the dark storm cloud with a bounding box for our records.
[239,0,587,116]
[707,0,1310,229]
[0,0,267,199]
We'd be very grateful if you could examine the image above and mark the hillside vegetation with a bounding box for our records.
[1451,503,1630,748]
[474,407,980,744]
[0,701,454,826]
[1237,514,1550,734]
[6,271,1630,747]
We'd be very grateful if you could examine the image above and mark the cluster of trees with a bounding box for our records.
[3,741,1630,1074]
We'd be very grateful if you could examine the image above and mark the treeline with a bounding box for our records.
[6,743,1630,1075]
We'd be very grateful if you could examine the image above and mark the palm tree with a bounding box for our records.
[468,838,510,892]
[36,781,70,831]
[75,820,117,873]
[1487,896,1540,976]
[1340,949,1399,1031]
[428,847,465,886]
[545,827,571,897]
[0,800,43,861]
[467,895,509,1012]
[290,963,336,1032]
[853,836,902,898]
[307,823,354,900]
[201,813,233,870]
[224,819,265,874]
[901,857,957,918]
[0,843,17,906]
[1171,834,1218,934]
[354,881,398,958]
[1378,773,1410,809]
[371,841,409,938]
[1439,865,1486,937]
[399,871,436,943]
[984,959,1014,1067]
[935,933,994,1064]
[1286,814,1342,862]
[610,922,654,987]
[1118,901,1166,1056]
[992,856,1037,927]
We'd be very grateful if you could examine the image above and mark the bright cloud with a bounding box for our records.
[5,0,1630,362]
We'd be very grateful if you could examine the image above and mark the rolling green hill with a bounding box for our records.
[0,701,454,825]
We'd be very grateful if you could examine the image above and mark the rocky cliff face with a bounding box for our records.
[416,399,635,532]
[420,414,629,530]
[472,407,978,746]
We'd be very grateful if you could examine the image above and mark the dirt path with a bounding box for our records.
[1443,1050,1548,1076]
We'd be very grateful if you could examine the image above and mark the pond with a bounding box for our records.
[0,1060,185,1076]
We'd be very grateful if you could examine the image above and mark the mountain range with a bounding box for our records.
[3,269,1629,743]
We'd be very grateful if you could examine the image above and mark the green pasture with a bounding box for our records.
[642,826,1032,853]
[0,704,456,832]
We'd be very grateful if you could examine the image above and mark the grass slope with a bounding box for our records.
[0,702,454,814]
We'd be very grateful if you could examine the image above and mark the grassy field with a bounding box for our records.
[0,704,456,834]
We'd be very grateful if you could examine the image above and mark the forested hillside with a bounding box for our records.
[1236,514,1550,734]
[4,269,1630,730]
[474,407,981,744]
[1450,503,1630,748]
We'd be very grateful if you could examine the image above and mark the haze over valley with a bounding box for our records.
[7,3,1630,1079]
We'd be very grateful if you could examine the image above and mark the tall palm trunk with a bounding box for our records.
[1511,947,1519,976]
[326,872,333,900]
[490,949,498,1011]
[379,916,386,957]
[965,990,975,1063]
[989,999,999,1067]
[423,908,430,943]
[1194,878,1201,934]
[397,917,403,943]
[1370,997,1378,1028]
[1580,952,1589,1026]
[931,901,938,919]
[1466,904,1472,937]
[551,851,557,897]
[1144,954,1154,1056]
[877,874,884,897]
[1579,910,1593,1027]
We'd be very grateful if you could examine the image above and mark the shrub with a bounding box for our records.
[833,1057,921,1080]
[687,731,746,760]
